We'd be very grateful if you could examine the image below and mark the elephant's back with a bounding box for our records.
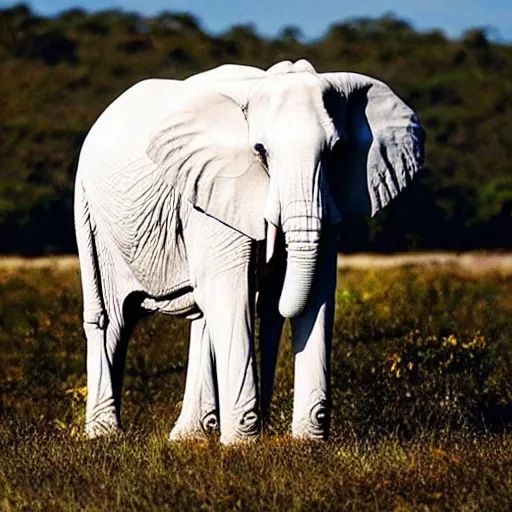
[79,78,182,170]
[76,79,194,298]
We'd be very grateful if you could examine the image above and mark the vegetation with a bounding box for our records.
[1,264,512,509]
[0,4,511,254]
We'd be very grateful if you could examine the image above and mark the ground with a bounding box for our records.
[1,255,512,510]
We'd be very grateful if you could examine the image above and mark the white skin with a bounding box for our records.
[75,60,424,443]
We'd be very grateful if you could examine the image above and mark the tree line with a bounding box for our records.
[1,4,511,254]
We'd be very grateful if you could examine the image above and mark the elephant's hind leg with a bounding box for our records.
[84,290,134,438]
[83,314,118,437]
[82,247,139,439]
[169,316,218,440]
[75,182,122,437]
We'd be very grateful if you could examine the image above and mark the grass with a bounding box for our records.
[1,263,512,510]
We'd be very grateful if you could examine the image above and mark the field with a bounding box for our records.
[1,258,512,510]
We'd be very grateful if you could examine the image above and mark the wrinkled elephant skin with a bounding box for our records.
[75,59,424,443]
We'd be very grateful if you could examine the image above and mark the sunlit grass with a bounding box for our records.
[1,265,512,509]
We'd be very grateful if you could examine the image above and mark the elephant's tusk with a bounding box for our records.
[266,223,278,263]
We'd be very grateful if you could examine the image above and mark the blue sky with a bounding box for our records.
[2,0,511,41]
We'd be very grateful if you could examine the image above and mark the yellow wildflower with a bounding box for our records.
[443,334,458,347]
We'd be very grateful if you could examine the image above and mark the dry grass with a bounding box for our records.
[1,265,512,510]
[338,252,512,275]
[0,256,79,270]
[1,252,512,274]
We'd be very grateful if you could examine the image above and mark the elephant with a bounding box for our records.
[74,59,424,444]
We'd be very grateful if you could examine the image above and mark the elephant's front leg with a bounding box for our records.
[257,238,286,423]
[258,291,284,423]
[200,261,260,444]
[290,231,338,439]
[187,213,260,444]
[169,316,218,440]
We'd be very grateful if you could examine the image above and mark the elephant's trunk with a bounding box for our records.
[278,242,318,318]
[278,203,322,318]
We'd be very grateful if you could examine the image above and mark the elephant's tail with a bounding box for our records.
[74,178,107,327]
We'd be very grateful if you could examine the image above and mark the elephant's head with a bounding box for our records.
[147,60,424,318]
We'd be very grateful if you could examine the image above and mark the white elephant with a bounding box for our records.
[74,59,424,444]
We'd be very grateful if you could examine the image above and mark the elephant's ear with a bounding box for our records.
[147,89,269,240]
[321,72,425,217]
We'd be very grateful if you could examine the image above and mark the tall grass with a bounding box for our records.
[1,265,512,510]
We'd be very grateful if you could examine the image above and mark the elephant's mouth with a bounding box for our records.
[266,222,278,263]
[258,223,285,286]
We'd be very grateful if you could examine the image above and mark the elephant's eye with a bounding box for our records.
[254,143,266,155]
[254,143,269,171]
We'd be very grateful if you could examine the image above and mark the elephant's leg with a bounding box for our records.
[185,211,260,444]
[83,314,117,438]
[169,316,218,440]
[258,298,284,423]
[290,231,338,440]
[200,264,260,444]
[257,258,286,424]
[84,287,134,438]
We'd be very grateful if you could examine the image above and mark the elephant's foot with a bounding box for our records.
[169,409,219,441]
[292,394,330,440]
[85,409,121,439]
[219,409,260,445]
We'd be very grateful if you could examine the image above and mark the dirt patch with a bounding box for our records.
[1,253,511,275]
[337,252,512,274]
[0,256,79,270]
